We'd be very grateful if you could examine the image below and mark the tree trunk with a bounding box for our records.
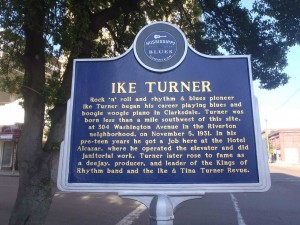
[9,152,54,225]
[8,88,55,225]
[8,1,54,224]
[8,1,141,224]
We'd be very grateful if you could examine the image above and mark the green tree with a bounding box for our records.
[0,0,298,224]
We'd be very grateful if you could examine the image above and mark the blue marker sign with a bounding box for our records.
[58,22,270,193]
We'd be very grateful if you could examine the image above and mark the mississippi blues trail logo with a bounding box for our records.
[144,31,177,63]
[134,22,187,72]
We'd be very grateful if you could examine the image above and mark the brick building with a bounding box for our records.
[266,129,300,164]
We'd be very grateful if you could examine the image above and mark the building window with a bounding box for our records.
[1,141,14,168]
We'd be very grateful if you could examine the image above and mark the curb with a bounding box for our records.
[0,171,19,177]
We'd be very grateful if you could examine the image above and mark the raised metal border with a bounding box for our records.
[57,23,271,194]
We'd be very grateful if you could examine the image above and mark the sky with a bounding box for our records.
[253,46,300,130]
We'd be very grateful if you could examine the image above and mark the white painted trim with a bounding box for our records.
[115,204,147,225]
[230,193,247,225]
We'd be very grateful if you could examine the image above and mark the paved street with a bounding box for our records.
[1,164,300,225]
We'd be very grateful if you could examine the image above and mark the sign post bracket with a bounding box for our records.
[119,192,205,225]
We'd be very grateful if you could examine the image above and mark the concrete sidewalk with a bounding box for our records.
[270,162,300,170]
[0,170,19,176]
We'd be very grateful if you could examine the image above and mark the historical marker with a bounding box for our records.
[57,22,270,193]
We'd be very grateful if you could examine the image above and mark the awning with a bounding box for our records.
[0,123,23,140]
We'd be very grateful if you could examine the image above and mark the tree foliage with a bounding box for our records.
[254,0,300,46]
[1,0,298,93]
[0,0,299,224]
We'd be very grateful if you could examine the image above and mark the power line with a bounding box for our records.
[269,86,300,116]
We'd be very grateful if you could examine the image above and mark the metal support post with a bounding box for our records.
[149,195,174,225]
[119,192,205,225]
